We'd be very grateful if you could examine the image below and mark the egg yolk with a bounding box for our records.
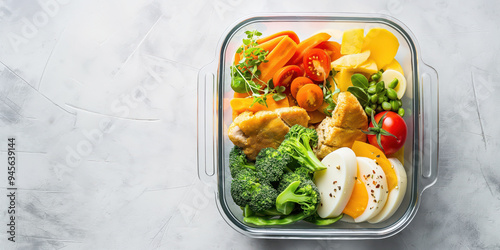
[342,168,368,219]
[352,141,397,191]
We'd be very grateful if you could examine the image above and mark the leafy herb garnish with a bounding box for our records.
[351,73,369,89]
[347,73,370,108]
[230,30,286,107]
[320,69,340,116]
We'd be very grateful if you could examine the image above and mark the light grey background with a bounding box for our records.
[0,0,499,249]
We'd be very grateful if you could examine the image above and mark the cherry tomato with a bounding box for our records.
[290,77,314,98]
[287,32,331,65]
[315,41,342,62]
[303,48,331,82]
[367,111,407,155]
[296,84,324,111]
[272,65,303,88]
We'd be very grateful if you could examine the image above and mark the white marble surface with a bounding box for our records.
[0,0,499,249]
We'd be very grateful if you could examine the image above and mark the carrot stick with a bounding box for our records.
[231,94,289,120]
[256,36,298,84]
[233,36,285,65]
[257,30,300,45]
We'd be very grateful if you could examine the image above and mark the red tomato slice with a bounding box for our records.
[315,41,342,62]
[272,65,303,88]
[290,77,314,98]
[367,111,407,155]
[303,48,331,82]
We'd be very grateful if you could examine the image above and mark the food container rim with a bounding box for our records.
[197,12,439,240]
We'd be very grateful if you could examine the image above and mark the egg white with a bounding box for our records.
[343,157,388,223]
[368,158,407,223]
[314,147,357,218]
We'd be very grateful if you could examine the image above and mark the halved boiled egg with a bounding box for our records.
[314,147,357,218]
[368,158,407,223]
[342,157,388,223]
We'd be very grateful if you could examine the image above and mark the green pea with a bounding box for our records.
[391,100,399,111]
[389,78,399,89]
[397,100,402,107]
[376,105,383,112]
[382,101,392,111]
[383,96,388,102]
[368,85,377,94]
[370,94,378,103]
[376,81,385,93]
[378,96,384,104]
[365,107,374,116]
[371,103,377,110]
[398,108,405,117]
[369,81,377,86]
[387,88,398,100]
[371,72,381,81]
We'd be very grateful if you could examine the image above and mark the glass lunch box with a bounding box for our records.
[197,13,439,240]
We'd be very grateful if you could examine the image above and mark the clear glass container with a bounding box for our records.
[197,13,439,239]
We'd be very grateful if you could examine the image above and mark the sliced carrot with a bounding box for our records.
[233,92,251,98]
[257,36,285,54]
[257,31,300,45]
[287,32,331,66]
[256,36,298,85]
[233,36,285,65]
[296,84,324,111]
[234,51,241,65]
[230,94,290,120]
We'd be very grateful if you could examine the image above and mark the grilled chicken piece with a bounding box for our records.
[314,92,368,159]
[329,91,369,130]
[274,106,309,128]
[314,144,340,160]
[228,107,310,160]
[317,124,367,148]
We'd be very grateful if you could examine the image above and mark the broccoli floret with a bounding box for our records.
[229,146,255,178]
[254,147,292,183]
[278,125,326,173]
[248,184,278,213]
[276,171,309,214]
[275,180,320,216]
[230,169,258,206]
[230,168,278,213]
[277,169,309,193]
[243,180,319,226]
[294,166,313,179]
